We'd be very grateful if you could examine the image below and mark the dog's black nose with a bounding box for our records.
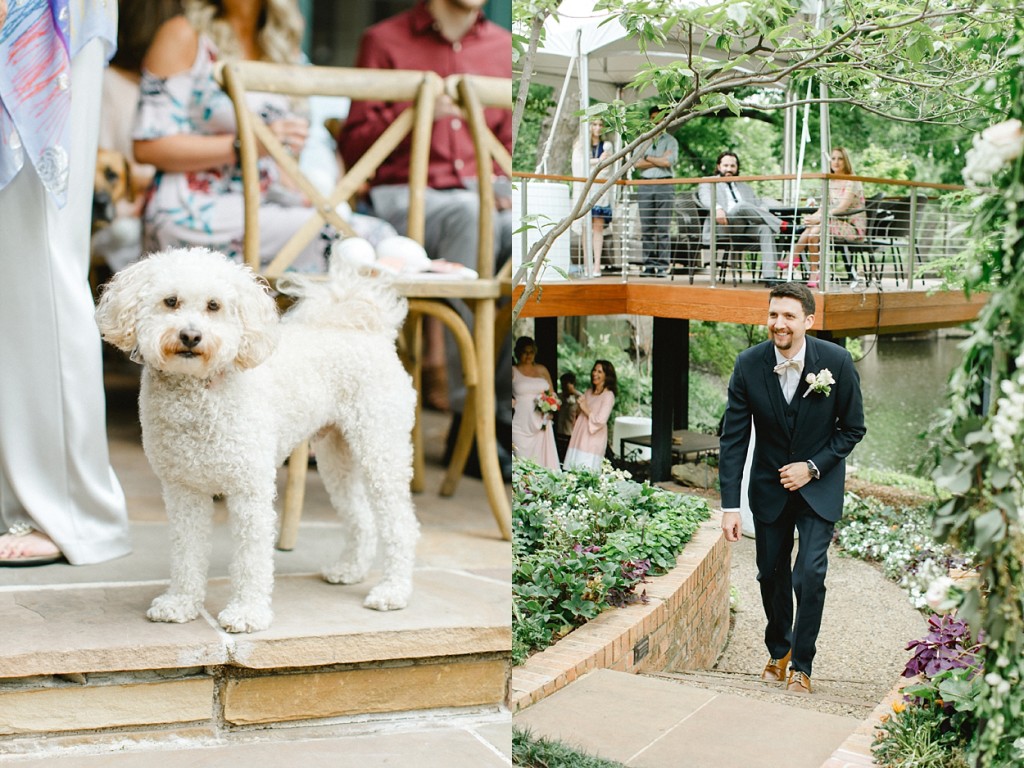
[179,329,202,349]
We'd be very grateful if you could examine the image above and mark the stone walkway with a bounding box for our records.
[514,514,928,767]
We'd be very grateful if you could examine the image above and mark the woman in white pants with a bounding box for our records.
[0,1,131,565]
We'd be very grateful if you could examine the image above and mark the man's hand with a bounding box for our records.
[715,206,728,226]
[721,511,742,542]
[778,462,812,491]
[0,0,7,31]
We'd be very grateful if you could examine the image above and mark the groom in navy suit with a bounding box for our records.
[719,282,865,694]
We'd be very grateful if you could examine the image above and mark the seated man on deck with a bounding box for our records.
[696,151,783,283]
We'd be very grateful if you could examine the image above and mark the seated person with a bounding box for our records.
[784,147,866,288]
[339,0,514,478]
[696,151,783,282]
[133,0,394,272]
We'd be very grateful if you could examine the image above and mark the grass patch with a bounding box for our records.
[513,726,627,767]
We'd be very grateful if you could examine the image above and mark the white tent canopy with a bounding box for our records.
[530,0,828,179]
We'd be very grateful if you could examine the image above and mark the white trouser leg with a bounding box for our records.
[0,39,130,565]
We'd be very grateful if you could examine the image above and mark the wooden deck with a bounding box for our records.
[515,275,988,335]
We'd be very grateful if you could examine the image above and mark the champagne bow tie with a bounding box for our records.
[773,359,803,375]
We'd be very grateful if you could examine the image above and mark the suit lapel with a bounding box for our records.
[792,337,820,436]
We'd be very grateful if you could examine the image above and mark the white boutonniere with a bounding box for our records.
[802,368,835,398]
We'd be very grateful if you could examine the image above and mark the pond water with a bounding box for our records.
[852,333,964,474]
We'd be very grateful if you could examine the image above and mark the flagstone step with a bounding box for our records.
[0,567,510,745]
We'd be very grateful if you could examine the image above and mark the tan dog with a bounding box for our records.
[92,148,134,233]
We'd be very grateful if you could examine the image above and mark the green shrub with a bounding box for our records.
[512,458,711,665]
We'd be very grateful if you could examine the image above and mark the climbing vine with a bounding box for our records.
[930,22,1024,766]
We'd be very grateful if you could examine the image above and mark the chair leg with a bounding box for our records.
[441,388,477,496]
[277,440,309,551]
[399,315,426,494]
[469,298,512,541]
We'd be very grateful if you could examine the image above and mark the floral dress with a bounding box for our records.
[827,179,867,241]
[564,388,615,472]
[133,34,394,270]
[512,368,560,471]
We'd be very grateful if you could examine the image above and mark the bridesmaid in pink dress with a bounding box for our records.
[511,337,560,471]
[564,360,617,472]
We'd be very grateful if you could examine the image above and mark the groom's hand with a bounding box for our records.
[721,511,742,542]
[778,462,812,491]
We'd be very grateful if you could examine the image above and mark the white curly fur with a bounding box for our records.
[95,247,419,633]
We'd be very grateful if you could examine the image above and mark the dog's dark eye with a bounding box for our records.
[207,300,221,312]
[164,296,178,308]
[104,167,119,184]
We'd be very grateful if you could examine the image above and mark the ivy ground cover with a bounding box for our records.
[512,458,711,665]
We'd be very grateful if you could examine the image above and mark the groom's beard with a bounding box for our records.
[771,327,797,351]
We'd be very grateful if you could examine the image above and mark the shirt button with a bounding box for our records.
[450,118,461,131]
[57,73,70,91]
[454,159,464,171]
[453,42,462,53]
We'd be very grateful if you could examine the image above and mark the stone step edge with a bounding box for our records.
[0,652,510,742]
[510,512,730,712]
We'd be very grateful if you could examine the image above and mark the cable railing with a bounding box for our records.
[512,171,971,293]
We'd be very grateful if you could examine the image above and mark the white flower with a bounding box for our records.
[984,119,1024,162]
[925,575,955,613]
[963,119,1024,186]
[802,368,835,398]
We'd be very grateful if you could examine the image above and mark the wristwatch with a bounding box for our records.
[806,460,820,480]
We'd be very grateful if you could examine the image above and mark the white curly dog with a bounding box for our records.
[95,246,419,633]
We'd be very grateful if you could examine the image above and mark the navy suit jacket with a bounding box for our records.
[719,335,866,524]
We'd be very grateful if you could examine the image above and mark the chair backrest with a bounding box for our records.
[444,74,513,280]
[215,61,442,278]
[881,194,928,240]
[674,191,704,241]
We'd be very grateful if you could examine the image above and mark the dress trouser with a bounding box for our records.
[753,492,834,676]
[638,184,672,268]
[719,202,780,279]
[369,184,513,423]
[0,40,131,565]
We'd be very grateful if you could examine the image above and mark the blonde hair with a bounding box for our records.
[183,0,304,63]
[832,146,855,175]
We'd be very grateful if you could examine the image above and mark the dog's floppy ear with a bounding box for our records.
[233,267,280,370]
[95,257,151,353]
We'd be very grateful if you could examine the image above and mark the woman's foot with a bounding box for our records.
[807,271,820,289]
[0,525,64,567]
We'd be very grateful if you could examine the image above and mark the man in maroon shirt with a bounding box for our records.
[341,0,513,479]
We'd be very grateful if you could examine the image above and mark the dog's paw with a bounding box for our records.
[321,561,369,585]
[217,602,273,633]
[363,582,411,611]
[147,593,202,624]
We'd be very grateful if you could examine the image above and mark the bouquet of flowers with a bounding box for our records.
[535,392,560,415]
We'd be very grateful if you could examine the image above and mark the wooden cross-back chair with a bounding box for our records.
[215,61,512,546]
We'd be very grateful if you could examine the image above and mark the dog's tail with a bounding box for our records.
[276,256,408,339]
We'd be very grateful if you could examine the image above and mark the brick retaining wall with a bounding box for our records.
[510,512,730,711]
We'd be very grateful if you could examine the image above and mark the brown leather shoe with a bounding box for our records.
[787,669,812,694]
[761,650,791,683]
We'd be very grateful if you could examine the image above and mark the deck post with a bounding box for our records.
[651,317,689,481]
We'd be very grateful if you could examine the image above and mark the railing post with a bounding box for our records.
[907,193,919,287]
[819,176,829,292]
[709,182,718,287]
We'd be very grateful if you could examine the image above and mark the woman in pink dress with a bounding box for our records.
[511,337,560,471]
[564,360,617,472]
[782,147,867,288]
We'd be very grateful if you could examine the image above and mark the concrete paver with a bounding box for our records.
[0,717,512,767]
[515,669,857,768]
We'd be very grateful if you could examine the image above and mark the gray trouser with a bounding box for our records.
[638,183,673,268]
[369,184,513,422]
[719,203,779,279]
